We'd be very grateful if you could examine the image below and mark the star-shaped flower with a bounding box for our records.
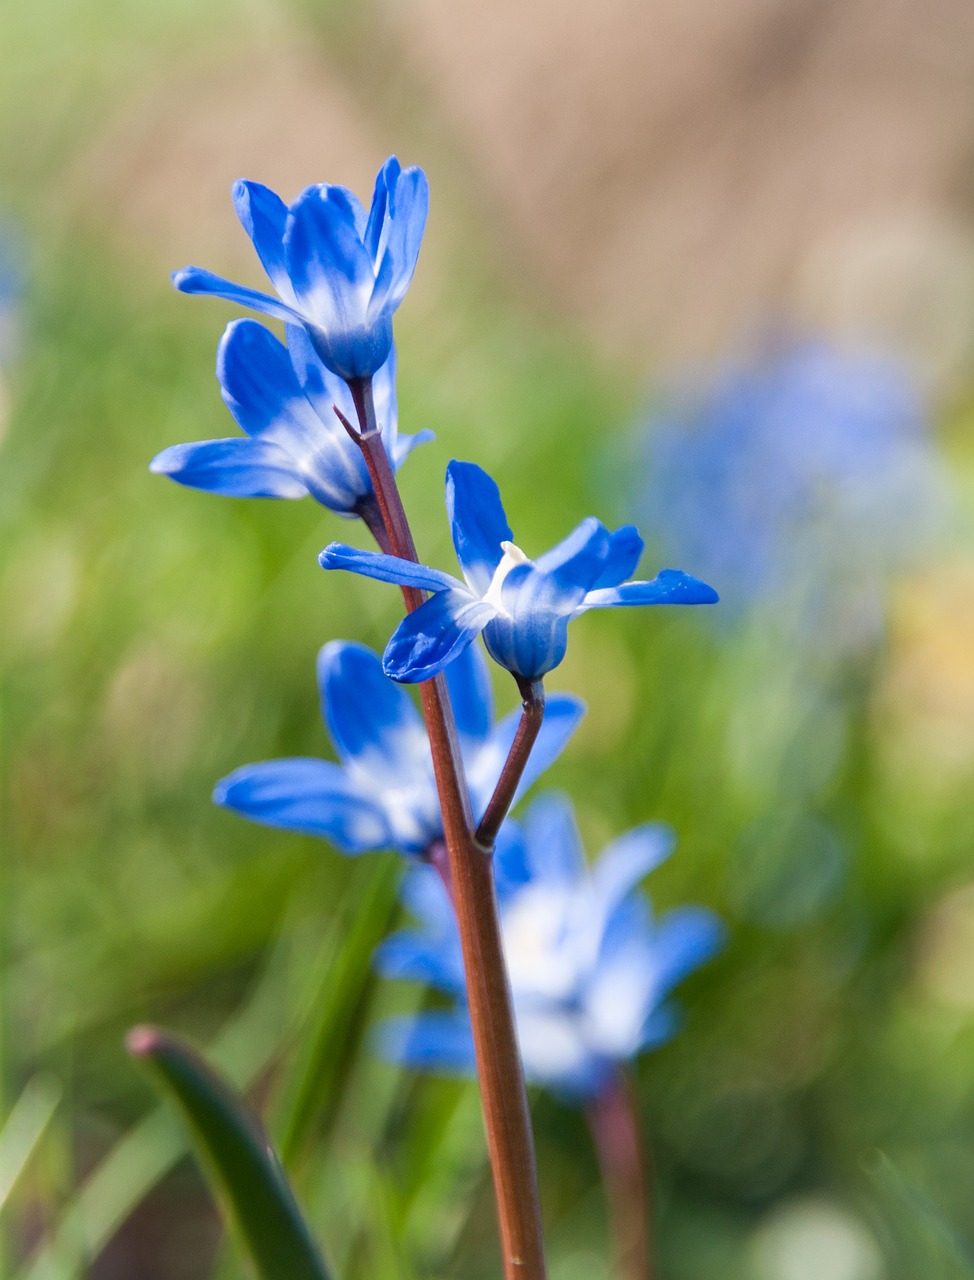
[150,319,430,513]
[376,793,725,1097]
[320,461,718,684]
[173,156,429,382]
[214,642,584,859]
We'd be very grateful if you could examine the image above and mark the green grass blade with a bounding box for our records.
[128,1026,331,1280]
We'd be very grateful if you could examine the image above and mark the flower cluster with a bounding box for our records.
[156,155,724,1273]
[377,794,724,1097]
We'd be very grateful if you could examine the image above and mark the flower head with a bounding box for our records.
[376,794,725,1097]
[638,339,943,646]
[213,642,584,859]
[150,319,430,513]
[173,156,429,382]
[320,461,718,684]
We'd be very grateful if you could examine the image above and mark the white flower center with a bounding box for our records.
[483,541,531,611]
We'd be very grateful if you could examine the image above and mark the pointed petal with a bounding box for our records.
[149,439,309,499]
[383,588,496,684]
[521,793,585,883]
[651,906,726,995]
[319,544,462,594]
[232,180,293,302]
[591,525,644,589]
[374,1012,475,1074]
[283,185,372,331]
[213,759,390,854]
[363,156,398,263]
[445,461,513,595]
[369,164,430,316]
[581,570,719,610]
[172,267,303,324]
[535,517,611,593]
[592,823,674,920]
[316,641,424,781]
[444,642,494,744]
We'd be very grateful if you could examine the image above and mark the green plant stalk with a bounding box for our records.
[347,376,548,1280]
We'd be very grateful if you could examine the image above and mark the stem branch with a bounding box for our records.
[346,378,547,1280]
[476,678,545,848]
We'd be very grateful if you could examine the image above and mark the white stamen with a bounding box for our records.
[483,541,531,611]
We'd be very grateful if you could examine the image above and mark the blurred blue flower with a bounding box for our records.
[173,156,429,381]
[214,642,584,858]
[638,339,942,641]
[150,320,430,512]
[0,218,26,370]
[377,794,724,1097]
[320,461,717,683]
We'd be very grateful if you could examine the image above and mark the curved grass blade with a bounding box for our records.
[128,1026,332,1280]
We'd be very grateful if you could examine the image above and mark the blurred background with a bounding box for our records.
[2,0,974,1277]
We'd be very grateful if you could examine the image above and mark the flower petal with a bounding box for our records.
[149,439,309,499]
[319,543,462,594]
[446,461,513,595]
[383,588,497,684]
[581,570,720,610]
[444,641,494,744]
[369,163,430,317]
[231,180,294,302]
[218,320,370,510]
[284,184,391,379]
[521,792,585,883]
[213,758,390,854]
[651,906,726,996]
[171,267,303,324]
[591,525,644,589]
[592,823,674,921]
[375,1012,475,1074]
[535,517,611,593]
[316,641,424,782]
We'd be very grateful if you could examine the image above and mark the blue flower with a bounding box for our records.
[319,461,718,684]
[637,339,943,641]
[214,642,584,858]
[149,319,431,512]
[376,794,725,1097]
[173,156,429,381]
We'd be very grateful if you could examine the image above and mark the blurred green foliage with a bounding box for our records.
[1,2,974,1279]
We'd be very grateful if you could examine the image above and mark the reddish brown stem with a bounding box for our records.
[476,678,545,848]
[347,377,547,1280]
[586,1073,653,1280]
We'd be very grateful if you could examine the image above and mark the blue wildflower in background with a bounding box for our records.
[215,642,584,859]
[638,339,942,644]
[377,794,724,1097]
[321,460,718,684]
[150,320,430,512]
[173,156,429,382]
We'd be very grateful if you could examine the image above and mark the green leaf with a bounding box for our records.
[128,1026,332,1280]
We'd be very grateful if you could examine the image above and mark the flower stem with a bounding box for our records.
[346,377,548,1280]
[586,1072,653,1280]
[476,677,545,848]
